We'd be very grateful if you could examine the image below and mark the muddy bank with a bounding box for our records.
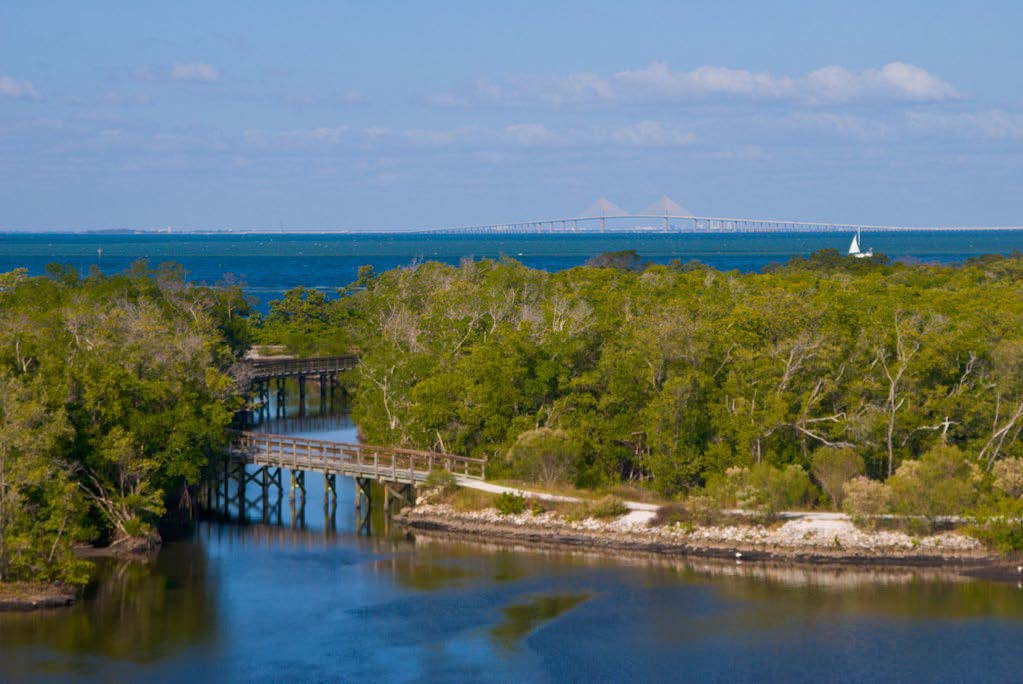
[0,582,76,612]
[961,564,1023,583]
[75,532,162,563]
[398,503,996,568]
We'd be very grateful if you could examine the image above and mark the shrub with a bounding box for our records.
[709,463,816,516]
[651,496,721,527]
[506,428,583,485]
[993,458,1023,499]
[495,492,527,516]
[560,496,629,521]
[842,476,890,528]
[685,495,722,525]
[811,448,865,508]
[424,469,458,495]
[584,250,644,271]
[588,496,629,519]
[886,445,983,523]
[968,499,1023,553]
[651,502,688,527]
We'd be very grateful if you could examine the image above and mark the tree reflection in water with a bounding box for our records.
[0,534,217,666]
[490,594,590,650]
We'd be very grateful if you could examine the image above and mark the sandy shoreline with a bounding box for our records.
[398,503,1004,570]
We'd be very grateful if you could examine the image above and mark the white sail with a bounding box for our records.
[848,234,860,255]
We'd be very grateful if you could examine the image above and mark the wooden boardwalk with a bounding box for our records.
[228,430,486,484]
[245,356,359,420]
[214,357,483,524]
[248,355,359,380]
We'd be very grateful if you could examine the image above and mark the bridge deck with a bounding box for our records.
[229,431,486,484]
[248,355,359,379]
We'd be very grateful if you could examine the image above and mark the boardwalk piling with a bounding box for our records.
[225,430,486,529]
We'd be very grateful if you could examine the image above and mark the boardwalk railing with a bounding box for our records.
[248,355,359,379]
[228,431,486,484]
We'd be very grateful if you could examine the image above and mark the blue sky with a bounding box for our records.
[1,1,1021,230]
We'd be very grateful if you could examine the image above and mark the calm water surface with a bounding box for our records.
[3,231,1023,310]
[2,410,1023,682]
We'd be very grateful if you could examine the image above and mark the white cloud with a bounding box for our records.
[608,120,696,147]
[170,62,220,83]
[0,75,40,100]
[497,121,695,148]
[615,62,794,100]
[436,61,958,107]
[906,109,1023,140]
[502,123,562,147]
[789,112,890,138]
[242,125,352,151]
[802,62,958,104]
[402,126,482,148]
[241,121,696,153]
[536,72,616,104]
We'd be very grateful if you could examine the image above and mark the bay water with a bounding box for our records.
[1,409,1022,682]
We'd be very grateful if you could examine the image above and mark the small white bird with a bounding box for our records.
[735,552,742,559]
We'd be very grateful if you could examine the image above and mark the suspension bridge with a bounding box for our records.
[413,196,1023,235]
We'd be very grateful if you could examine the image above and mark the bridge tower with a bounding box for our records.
[581,197,627,233]
[644,196,694,232]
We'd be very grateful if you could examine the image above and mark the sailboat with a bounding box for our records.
[848,228,873,259]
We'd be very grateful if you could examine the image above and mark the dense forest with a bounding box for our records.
[257,250,1023,534]
[6,249,1023,586]
[0,263,249,585]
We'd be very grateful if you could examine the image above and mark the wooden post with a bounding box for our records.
[222,456,229,512]
[276,378,286,418]
[261,467,270,524]
[356,477,372,510]
[290,496,299,529]
[237,462,247,523]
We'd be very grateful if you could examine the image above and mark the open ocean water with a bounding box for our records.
[2,231,1023,310]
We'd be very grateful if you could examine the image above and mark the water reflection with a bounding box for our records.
[5,406,1023,680]
[251,410,355,439]
[409,531,1023,622]
[0,540,216,672]
[372,557,477,592]
[490,594,590,650]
